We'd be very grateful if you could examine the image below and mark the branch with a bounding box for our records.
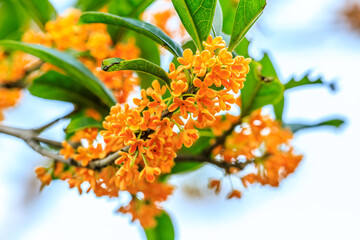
[175,153,253,173]
[34,107,80,133]
[202,119,242,157]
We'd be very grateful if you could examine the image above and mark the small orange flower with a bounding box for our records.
[139,165,161,182]
[208,179,221,194]
[168,97,196,118]
[227,189,242,199]
[171,79,188,97]
[177,49,194,69]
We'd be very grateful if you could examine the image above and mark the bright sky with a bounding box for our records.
[0,0,359,239]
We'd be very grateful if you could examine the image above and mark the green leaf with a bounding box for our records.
[0,0,29,40]
[171,161,203,175]
[284,74,336,91]
[171,0,217,50]
[228,0,266,51]
[0,40,116,107]
[102,58,171,86]
[17,0,57,30]
[132,33,161,90]
[79,12,183,57]
[144,211,175,240]
[107,0,154,42]
[212,1,223,37]
[66,115,103,134]
[29,71,105,110]
[258,53,285,120]
[241,61,284,117]
[286,118,345,133]
[219,0,238,34]
[76,0,111,11]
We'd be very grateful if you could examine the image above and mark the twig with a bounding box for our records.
[202,119,242,157]
[34,107,80,133]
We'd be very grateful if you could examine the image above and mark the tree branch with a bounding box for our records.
[202,119,242,157]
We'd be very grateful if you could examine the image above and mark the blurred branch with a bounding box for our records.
[0,123,253,172]
[202,118,242,157]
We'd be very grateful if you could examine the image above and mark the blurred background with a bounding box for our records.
[0,0,359,239]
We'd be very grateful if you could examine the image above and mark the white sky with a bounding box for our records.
[0,0,360,239]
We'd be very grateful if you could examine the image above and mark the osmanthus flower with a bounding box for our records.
[21,8,140,104]
[44,34,251,227]
[208,110,303,197]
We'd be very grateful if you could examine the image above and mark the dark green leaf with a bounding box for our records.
[66,115,103,134]
[102,58,171,86]
[17,0,57,30]
[0,40,116,107]
[228,0,266,51]
[284,74,336,91]
[0,0,29,40]
[144,211,175,240]
[79,12,183,57]
[241,61,283,117]
[212,1,223,37]
[171,0,217,50]
[286,119,345,133]
[76,0,110,11]
[28,71,105,110]
[107,0,154,42]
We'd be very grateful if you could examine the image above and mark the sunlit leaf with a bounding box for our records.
[228,0,266,51]
[171,0,217,50]
[80,12,183,57]
[0,40,116,107]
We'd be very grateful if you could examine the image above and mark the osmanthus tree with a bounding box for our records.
[0,0,344,239]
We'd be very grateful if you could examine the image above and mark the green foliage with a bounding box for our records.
[284,74,335,91]
[108,0,154,42]
[0,0,29,40]
[102,58,171,86]
[16,0,57,30]
[79,12,183,57]
[132,33,161,90]
[286,119,345,133]
[228,0,266,51]
[29,71,106,111]
[0,40,116,107]
[66,113,103,134]
[241,61,284,117]
[75,0,111,11]
[171,0,217,50]
[258,53,285,120]
[144,211,175,240]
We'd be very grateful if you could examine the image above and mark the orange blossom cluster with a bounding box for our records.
[208,110,303,198]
